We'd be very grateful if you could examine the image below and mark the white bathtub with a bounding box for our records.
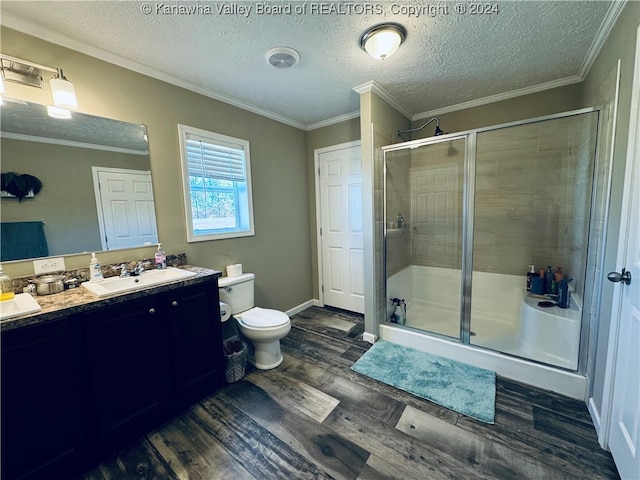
[385,266,585,397]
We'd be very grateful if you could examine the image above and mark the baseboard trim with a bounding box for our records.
[588,396,604,447]
[285,299,318,317]
[363,332,378,344]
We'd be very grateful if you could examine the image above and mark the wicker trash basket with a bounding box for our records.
[223,339,248,383]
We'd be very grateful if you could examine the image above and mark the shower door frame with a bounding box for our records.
[382,106,602,374]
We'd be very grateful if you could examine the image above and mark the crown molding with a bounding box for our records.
[0,13,308,131]
[413,76,583,121]
[3,2,626,133]
[578,0,627,80]
[306,110,360,131]
[353,80,413,120]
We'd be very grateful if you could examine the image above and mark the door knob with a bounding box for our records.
[607,268,632,285]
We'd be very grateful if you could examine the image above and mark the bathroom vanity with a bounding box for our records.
[0,266,223,480]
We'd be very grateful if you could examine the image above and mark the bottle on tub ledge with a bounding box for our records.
[557,278,573,308]
[526,264,536,291]
[390,297,406,325]
[544,266,554,294]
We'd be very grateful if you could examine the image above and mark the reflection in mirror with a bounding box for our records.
[0,98,158,262]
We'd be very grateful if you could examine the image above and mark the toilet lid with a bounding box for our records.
[240,307,289,328]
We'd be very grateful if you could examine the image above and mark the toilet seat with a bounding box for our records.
[239,307,289,328]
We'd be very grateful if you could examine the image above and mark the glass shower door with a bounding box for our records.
[470,112,598,368]
[385,138,466,338]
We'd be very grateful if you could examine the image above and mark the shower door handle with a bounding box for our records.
[607,268,632,285]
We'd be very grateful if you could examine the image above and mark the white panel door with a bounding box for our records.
[605,28,640,479]
[319,143,364,313]
[411,164,459,267]
[93,167,158,250]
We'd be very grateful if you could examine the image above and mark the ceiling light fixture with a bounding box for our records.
[0,54,78,111]
[359,23,407,60]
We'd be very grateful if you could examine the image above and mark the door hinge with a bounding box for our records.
[318,167,321,176]
[321,285,324,293]
[320,227,322,236]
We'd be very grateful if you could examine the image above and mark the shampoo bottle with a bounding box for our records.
[155,243,166,269]
[0,265,15,301]
[544,266,553,294]
[526,264,535,291]
[90,253,104,283]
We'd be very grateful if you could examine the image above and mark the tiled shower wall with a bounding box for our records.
[384,112,599,297]
[385,154,411,277]
[474,113,598,289]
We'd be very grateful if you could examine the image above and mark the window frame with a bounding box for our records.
[178,124,255,242]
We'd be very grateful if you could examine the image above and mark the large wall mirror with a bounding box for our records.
[0,98,158,262]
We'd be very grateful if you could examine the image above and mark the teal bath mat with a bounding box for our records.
[352,341,495,423]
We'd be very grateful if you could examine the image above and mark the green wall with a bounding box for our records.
[579,0,639,421]
[306,117,361,299]
[410,83,583,140]
[1,27,312,312]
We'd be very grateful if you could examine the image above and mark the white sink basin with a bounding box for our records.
[81,267,197,298]
[0,293,42,321]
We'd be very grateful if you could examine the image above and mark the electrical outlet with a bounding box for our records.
[33,257,66,275]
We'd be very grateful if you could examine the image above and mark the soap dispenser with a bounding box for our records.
[155,243,166,269]
[89,253,104,283]
[0,265,15,301]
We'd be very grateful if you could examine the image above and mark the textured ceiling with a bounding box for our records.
[1,1,615,129]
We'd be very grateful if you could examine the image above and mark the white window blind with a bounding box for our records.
[185,132,246,183]
[178,124,255,242]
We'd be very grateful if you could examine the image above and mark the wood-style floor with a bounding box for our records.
[78,306,620,479]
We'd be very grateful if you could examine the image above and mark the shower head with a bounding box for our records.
[397,117,444,141]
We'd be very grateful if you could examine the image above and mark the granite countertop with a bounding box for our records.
[1,265,221,332]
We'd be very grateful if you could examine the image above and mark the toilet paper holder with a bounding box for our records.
[219,301,232,322]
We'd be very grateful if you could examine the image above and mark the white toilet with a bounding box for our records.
[218,273,291,370]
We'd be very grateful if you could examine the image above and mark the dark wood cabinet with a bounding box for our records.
[168,282,223,407]
[84,279,223,445]
[1,274,222,480]
[83,295,174,445]
[1,317,86,480]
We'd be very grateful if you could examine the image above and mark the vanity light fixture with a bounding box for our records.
[359,23,407,60]
[0,54,78,110]
[49,68,78,110]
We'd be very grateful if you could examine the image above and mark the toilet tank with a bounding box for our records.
[218,273,255,314]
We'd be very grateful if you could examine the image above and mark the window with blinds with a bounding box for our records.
[178,124,254,241]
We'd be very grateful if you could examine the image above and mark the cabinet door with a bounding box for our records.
[1,318,85,480]
[168,279,223,407]
[83,296,172,445]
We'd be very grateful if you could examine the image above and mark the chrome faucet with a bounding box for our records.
[113,264,130,277]
[133,261,149,275]
[113,261,149,277]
